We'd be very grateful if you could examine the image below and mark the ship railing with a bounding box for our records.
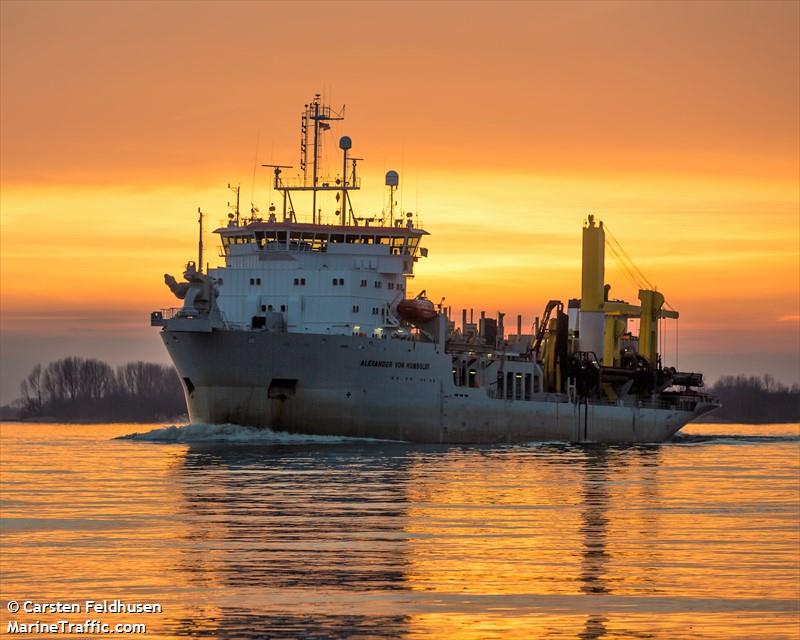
[158,307,181,320]
[150,307,182,326]
[566,391,720,412]
[616,396,713,411]
[277,176,361,190]
[159,306,209,320]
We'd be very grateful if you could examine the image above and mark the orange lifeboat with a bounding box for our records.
[397,291,437,324]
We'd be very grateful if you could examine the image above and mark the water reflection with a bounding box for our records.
[175,443,417,638]
[1,423,797,639]
[172,442,667,639]
[579,447,612,597]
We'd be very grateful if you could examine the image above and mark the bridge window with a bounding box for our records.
[525,374,532,401]
[352,305,359,313]
[360,279,367,287]
[374,281,382,288]
[506,372,514,400]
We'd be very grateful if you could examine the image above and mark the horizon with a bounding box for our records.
[1,1,799,404]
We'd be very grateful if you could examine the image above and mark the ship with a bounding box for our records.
[151,95,719,443]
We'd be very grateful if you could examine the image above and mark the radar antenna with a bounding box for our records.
[385,170,399,226]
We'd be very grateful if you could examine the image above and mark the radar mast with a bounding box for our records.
[266,94,362,226]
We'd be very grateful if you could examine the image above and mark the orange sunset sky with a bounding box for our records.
[1,0,798,403]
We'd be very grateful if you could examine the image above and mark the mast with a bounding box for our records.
[197,207,203,273]
[269,95,356,225]
[300,110,309,184]
[227,183,241,225]
[340,135,351,225]
[385,170,399,226]
[312,98,320,224]
[306,95,344,224]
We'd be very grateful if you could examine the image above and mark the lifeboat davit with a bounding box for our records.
[397,292,437,324]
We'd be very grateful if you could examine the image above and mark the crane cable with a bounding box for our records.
[603,221,680,367]
[604,224,655,290]
[604,222,677,312]
[605,238,647,292]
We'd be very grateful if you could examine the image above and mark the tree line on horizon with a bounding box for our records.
[8,357,799,423]
[14,356,186,421]
[708,374,799,423]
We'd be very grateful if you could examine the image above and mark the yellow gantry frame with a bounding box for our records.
[581,215,679,368]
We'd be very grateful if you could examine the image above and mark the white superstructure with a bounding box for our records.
[212,221,425,336]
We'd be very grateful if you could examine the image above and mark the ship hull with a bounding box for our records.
[162,330,716,444]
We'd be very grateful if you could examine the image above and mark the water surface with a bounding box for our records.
[1,422,798,639]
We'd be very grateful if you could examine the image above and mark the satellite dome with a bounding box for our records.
[339,136,352,150]
[385,170,399,187]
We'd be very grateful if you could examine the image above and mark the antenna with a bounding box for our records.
[300,111,309,183]
[261,165,293,221]
[250,131,260,215]
[312,96,321,222]
[197,207,203,273]
[227,183,241,225]
[339,135,352,225]
[385,170,399,225]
